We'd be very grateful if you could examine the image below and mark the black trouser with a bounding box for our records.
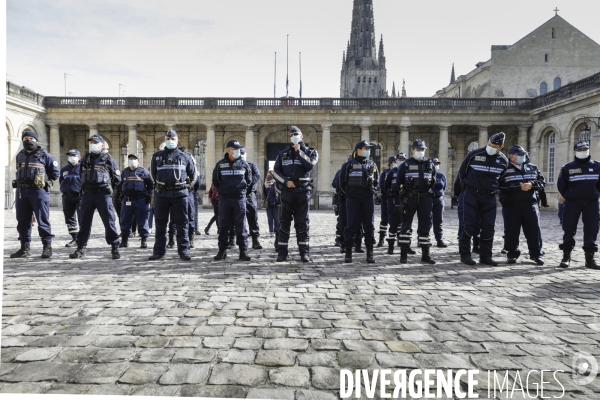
[206,200,220,232]
[398,195,433,249]
[62,193,81,236]
[502,202,541,259]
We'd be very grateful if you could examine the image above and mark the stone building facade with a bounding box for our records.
[4,75,599,211]
[340,0,387,98]
[435,15,600,99]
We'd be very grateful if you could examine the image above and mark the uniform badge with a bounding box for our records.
[475,156,486,161]
[53,161,58,166]
[63,171,68,176]
[590,169,594,172]
[115,170,121,176]
[409,165,418,170]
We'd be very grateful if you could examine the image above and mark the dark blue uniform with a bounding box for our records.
[385,166,402,247]
[246,161,261,238]
[557,156,600,253]
[499,161,545,260]
[378,168,392,240]
[14,146,60,245]
[458,147,508,260]
[151,148,197,257]
[432,171,447,242]
[59,162,82,238]
[396,157,437,249]
[77,151,122,248]
[273,142,318,258]
[333,168,363,250]
[339,156,377,249]
[119,166,153,238]
[213,154,252,251]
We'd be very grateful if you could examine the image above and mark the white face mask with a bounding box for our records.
[486,145,499,156]
[413,151,424,160]
[232,149,241,158]
[576,150,590,159]
[291,135,301,144]
[129,159,138,168]
[240,153,247,160]
[89,143,101,154]
[68,156,79,164]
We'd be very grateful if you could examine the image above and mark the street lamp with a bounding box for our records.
[580,117,600,147]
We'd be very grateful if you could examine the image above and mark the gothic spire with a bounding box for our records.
[401,79,407,97]
[450,63,456,84]
[391,81,396,97]
[349,0,377,63]
[378,34,386,67]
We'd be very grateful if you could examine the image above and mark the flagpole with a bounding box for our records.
[299,52,302,99]
[274,52,277,98]
[286,34,289,98]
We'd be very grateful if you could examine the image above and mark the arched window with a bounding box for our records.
[368,77,372,83]
[547,132,556,183]
[553,77,561,90]
[540,82,548,95]
[363,76,366,82]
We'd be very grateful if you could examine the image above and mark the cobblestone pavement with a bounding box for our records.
[2,206,600,399]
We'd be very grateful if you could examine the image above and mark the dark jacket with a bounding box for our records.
[433,172,447,197]
[15,146,60,186]
[273,142,318,193]
[80,151,121,192]
[151,148,196,198]
[397,157,437,193]
[557,156,600,200]
[458,147,508,192]
[339,156,377,199]
[247,161,261,195]
[379,168,392,195]
[212,154,252,198]
[59,162,81,194]
[120,166,153,196]
[499,162,545,204]
[263,181,279,207]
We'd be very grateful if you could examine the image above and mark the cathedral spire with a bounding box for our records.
[450,63,456,84]
[378,34,386,67]
[349,0,377,61]
[401,79,407,97]
[391,81,396,97]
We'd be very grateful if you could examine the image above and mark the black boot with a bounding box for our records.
[227,236,235,249]
[65,233,77,247]
[10,243,30,258]
[558,249,571,268]
[585,252,599,269]
[111,244,120,260]
[189,232,195,249]
[472,237,480,254]
[400,247,408,264]
[252,236,263,250]
[214,250,227,261]
[366,247,375,263]
[41,243,52,259]
[167,234,175,249]
[437,240,448,248]
[239,249,251,261]
[344,247,352,263]
[69,247,85,259]
[204,226,210,235]
[340,245,345,254]
[387,239,394,255]
[149,253,164,261]
[407,247,416,255]
[119,235,128,248]
[140,237,148,249]
[355,240,365,253]
[377,233,385,247]
[421,246,436,264]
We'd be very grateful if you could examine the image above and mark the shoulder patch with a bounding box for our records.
[115,169,121,176]
[53,161,58,166]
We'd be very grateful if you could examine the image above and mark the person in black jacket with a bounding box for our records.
[557,140,600,269]
[59,148,82,248]
[212,139,253,261]
[499,145,545,265]
[377,156,397,247]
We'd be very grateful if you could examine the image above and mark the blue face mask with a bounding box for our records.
[517,155,526,164]
[362,150,371,158]
[165,140,177,150]
[291,135,301,145]
[233,149,241,158]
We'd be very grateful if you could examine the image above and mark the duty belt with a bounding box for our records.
[124,194,147,201]
[82,186,112,194]
[466,186,497,195]
[16,183,39,189]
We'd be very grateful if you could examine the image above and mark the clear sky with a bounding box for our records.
[6,0,600,98]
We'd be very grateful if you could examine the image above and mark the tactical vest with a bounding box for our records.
[16,148,47,184]
[122,167,148,195]
[347,159,375,189]
[154,149,188,189]
[60,164,82,194]
[81,152,112,187]
[403,158,435,191]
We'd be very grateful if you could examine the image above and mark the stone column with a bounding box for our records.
[205,125,216,185]
[478,125,489,147]
[518,125,530,149]
[438,124,450,177]
[399,125,410,154]
[320,121,332,192]
[127,124,138,155]
[361,124,370,142]
[88,124,99,137]
[49,124,61,169]
[245,125,255,165]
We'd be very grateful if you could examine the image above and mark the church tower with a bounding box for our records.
[340,0,387,98]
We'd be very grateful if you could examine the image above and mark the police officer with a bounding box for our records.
[10,130,60,259]
[212,139,253,261]
[454,174,481,253]
[149,129,197,261]
[69,134,122,259]
[396,139,437,264]
[377,156,397,247]
[339,140,377,263]
[60,148,82,247]
[557,140,600,269]
[499,145,545,265]
[118,154,153,249]
[384,153,416,255]
[333,159,363,254]
[273,126,318,262]
[178,146,200,249]
[458,132,508,266]
[431,158,447,247]
[240,147,263,250]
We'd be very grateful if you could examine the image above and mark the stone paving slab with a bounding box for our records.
[2,208,600,398]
